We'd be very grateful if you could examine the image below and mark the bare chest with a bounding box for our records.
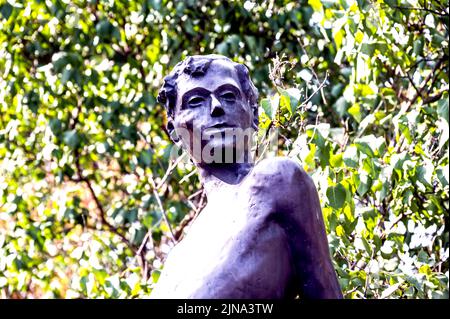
[152,183,293,298]
[173,186,259,265]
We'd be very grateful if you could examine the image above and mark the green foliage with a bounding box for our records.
[0,0,448,299]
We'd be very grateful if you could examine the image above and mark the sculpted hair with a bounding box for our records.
[157,55,259,124]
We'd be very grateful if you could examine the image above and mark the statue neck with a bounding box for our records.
[198,162,253,194]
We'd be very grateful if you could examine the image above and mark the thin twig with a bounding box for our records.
[268,53,295,88]
[406,70,422,100]
[156,152,187,189]
[150,179,176,242]
[136,226,155,280]
[187,188,204,200]
[383,211,414,236]
[298,71,329,109]
[390,5,448,17]
[134,172,177,277]
[137,131,165,171]
[179,168,198,184]
[174,189,207,241]
[297,37,328,105]
[307,112,321,144]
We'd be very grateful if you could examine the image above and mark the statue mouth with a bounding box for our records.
[204,123,237,133]
[203,124,237,136]
[209,122,235,129]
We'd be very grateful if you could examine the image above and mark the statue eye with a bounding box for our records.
[220,92,236,102]
[187,96,205,108]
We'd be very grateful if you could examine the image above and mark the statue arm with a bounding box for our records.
[260,158,343,299]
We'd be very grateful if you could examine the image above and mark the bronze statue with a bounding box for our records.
[150,54,342,299]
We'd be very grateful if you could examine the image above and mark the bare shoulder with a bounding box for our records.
[244,157,321,222]
[244,157,314,206]
[249,157,309,186]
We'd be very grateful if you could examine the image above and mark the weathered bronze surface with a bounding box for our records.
[151,55,342,299]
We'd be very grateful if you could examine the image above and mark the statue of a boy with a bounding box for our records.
[150,54,342,299]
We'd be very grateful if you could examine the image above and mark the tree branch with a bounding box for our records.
[174,189,207,241]
[406,56,446,110]
[74,149,136,253]
[423,89,447,104]
[390,5,448,17]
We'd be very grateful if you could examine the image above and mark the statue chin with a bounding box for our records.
[182,135,250,165]
[193,145,249,165]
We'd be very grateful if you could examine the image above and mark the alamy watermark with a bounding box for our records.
[168,121,280,165]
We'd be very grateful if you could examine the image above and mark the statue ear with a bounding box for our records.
[251,104,259,130]
[166,118,180,143]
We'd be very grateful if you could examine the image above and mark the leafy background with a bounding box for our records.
[0,0,448,298]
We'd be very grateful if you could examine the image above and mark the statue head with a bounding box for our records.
[157,55,259,165]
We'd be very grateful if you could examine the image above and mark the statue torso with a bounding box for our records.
[150,159,296,298]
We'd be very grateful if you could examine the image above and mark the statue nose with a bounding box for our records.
[210,95,225,117]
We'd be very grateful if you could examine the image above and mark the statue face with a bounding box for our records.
[171,60,254,164]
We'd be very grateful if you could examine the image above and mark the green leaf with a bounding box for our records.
[361,43,375,56]
[343,145,359,168]
[355,141,375,157]
[138,150,153,167]
[380,283,401,299]
[354,173,372,196]
[437,97,449,124]
[52,52,82,74]
[49,118,62,135]
[0,2,13,20]
[326,184,347,209]
[96,19,113,38]
[330,153,343,168]
[333,96,350,117]
[361,236,373,256]
[348,103,362,123]
[260,98,272,119]
[61,68,73,85]
[308,0,323,12]
[63,130,80,149]
[355,30,364,44]
[260,94,279,120]
[413,38,424,56]
[384,0,399,8]
[270,94,280,120]
[436,167,449,187]
[93,269,108,286]
[415,162,433,188]
[336,225,345,237]
[278,87,301,115]
[151,270,161,283]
